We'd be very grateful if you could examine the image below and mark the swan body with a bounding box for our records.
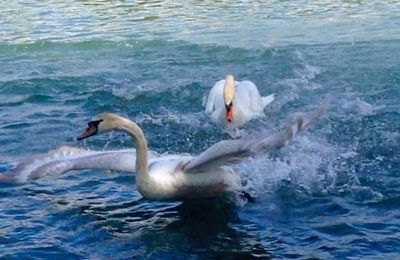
[138,156,241,199]
[76,114,243,200]
[1,109,322,201]
[205,75,275,130]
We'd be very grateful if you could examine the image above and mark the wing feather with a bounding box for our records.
[205,80,225,115]
[184,108,323,173]
[0,146,140,184]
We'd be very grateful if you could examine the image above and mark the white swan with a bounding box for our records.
[0,109,322,200]
[205,75,275,133]
[72,110,321,200]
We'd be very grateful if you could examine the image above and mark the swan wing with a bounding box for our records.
[184,138,252,173]
[235,81,264,112]
[205,80,225,115]
[0,146,147,184]
[184,108,323,173]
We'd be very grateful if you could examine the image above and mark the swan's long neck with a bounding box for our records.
[223,75,235,104]
[117,117,149,180]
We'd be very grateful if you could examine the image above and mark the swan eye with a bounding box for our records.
[88,119,103,128]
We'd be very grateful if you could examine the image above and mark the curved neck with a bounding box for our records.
[117,117,149,180]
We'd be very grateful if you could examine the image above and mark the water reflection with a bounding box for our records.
[79,197,272,258]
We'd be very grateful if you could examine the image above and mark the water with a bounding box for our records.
[0,1,399,259]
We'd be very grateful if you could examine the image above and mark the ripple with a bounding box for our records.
[1,1,398,47]
[0,13,399,258]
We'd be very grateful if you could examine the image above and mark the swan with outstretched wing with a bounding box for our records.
[1,109,322,201]
[74,109,322,200]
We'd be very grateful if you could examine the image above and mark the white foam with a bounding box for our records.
[294,50,324,80]
[233,135,335,195]
[274,51,325,110]
[136,110,205,128]
[355,98,376,116]
[382,131,400,143]
[235,132,383,201]
[342,97,384,116]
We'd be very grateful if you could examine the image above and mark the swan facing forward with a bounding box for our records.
[205,75,275,132]
[76,110,321,200]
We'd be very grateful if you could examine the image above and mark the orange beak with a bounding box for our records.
[226,107,233,122]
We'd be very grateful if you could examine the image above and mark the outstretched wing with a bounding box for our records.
[0,146,142,184]
[184,108,323,173]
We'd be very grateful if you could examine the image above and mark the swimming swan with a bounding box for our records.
[205,75,275,132]
[0,109,321,199]
[73,110,321,200]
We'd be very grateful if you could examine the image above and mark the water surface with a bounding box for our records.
[0,1,399,259]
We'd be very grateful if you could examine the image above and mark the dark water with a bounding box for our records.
[1,1,400,259]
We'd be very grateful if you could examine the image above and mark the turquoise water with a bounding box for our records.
[1,1,400,259]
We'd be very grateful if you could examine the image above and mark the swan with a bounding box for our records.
[205,75,275,134]
[0,109,322,200]
[73,109,322,200]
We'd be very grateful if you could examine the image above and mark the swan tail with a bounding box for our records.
[262,94,275,107]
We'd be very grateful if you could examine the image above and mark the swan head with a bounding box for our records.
[223,74,235,122]
[77,113,122,140]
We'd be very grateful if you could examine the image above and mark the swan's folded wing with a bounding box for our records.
[184,108,323,173]
[0,146,141,184]
[205,80,225,114]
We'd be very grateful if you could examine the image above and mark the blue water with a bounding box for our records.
[1,1,400,259]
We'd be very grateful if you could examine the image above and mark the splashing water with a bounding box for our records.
[0,1,399,259]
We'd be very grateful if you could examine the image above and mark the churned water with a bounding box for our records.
[0,1,399,259]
